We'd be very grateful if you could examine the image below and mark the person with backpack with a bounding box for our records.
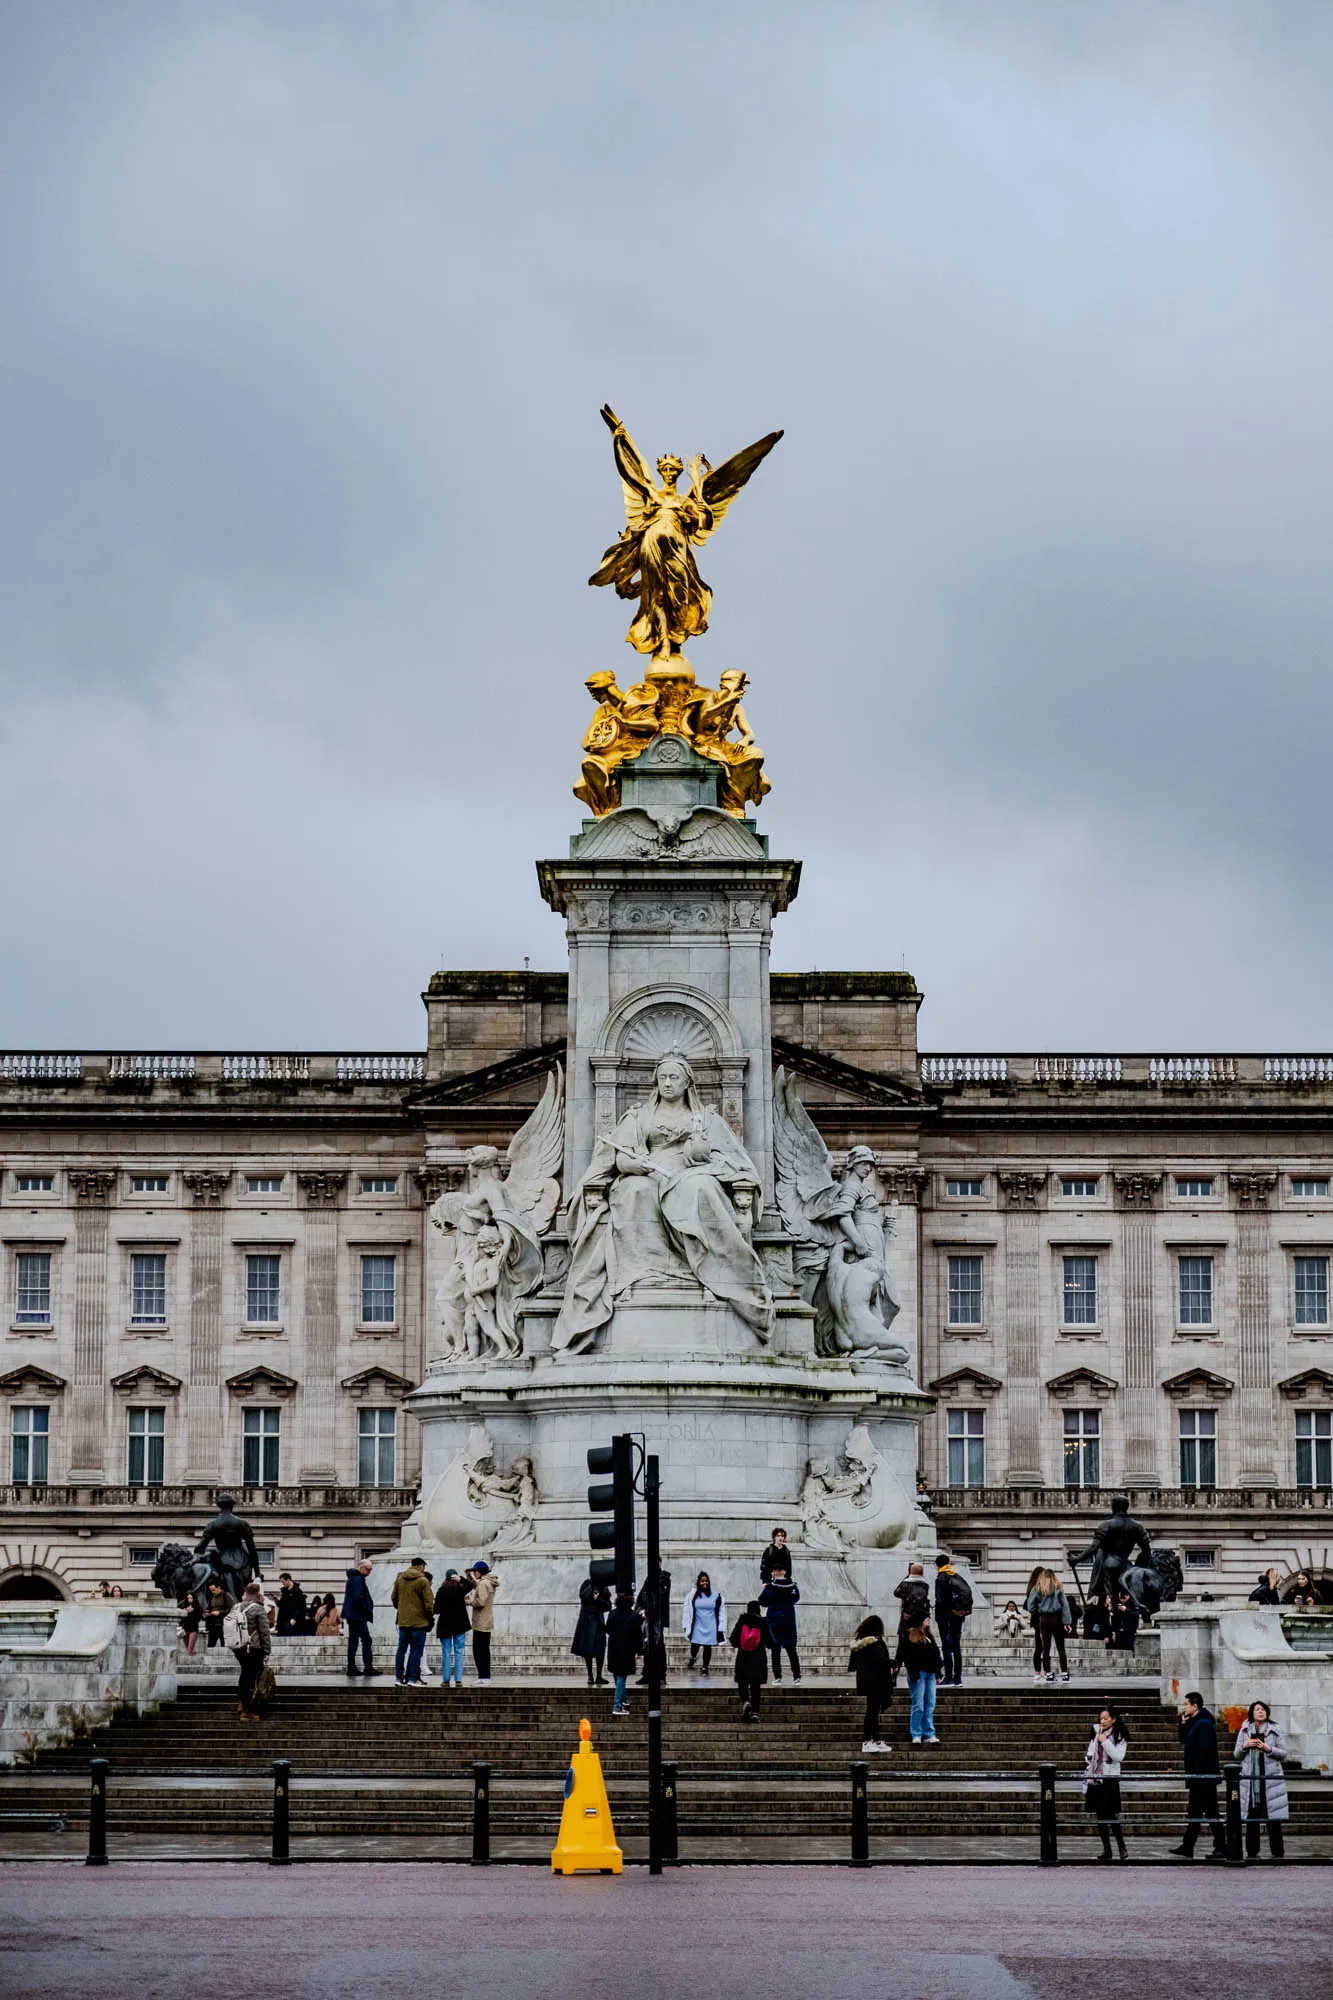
[934,1554,972,1686]
[606,1590,645,1716]
[682,1571,726,1673]
[730,1599,769,1722]
[1025,1567,1073,1682]
[893,1562,931,1637]
[849,1613,896,1753]
[895,1616,943,1745]
[227,1581,272,1724]
[433,1568,471,1686]
[759,1572,801,1682]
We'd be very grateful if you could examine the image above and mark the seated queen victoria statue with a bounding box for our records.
[552,1054,772,1354]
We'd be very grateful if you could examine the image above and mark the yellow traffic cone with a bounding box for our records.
[551,1717,623,1875]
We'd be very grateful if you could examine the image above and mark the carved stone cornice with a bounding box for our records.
[929,1366,1002,1402]
[879,1166,929,1206]
[1113,1171,1162,1212]
[1277,1367,1333,1403]
[68,1168,116,1206]
[1045,1366,1119,1401]
[184,1171,231,1207]
[110,1364,183,1397]
[341,1366,416,1402]
[415,1164,465,1205]
[225,1365,298,1400]
[0,1364,67,1395]
[1230,1171,1278,1211]
[998,1171,1046,1212]
[297,1171,348,1207]
[1161,1367,1234,1400]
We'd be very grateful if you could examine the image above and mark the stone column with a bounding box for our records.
[296,1171,346,1481]
[67,1168,115,1482]
[998,1172,1046,1483]
[1114,1173,1163,1486]
[563,889,613,1192]
[182,1172,229,1483]
[1232,1173,1278,1486]
[881,1167,928,1388]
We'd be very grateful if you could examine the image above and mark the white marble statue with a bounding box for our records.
[485,1455,539,1551]
[553,1053,771,1354]
[773,1068,909,1366]
[419,1428,538,1550]
[430,1067,564,1362]
[799,1425,917,1551]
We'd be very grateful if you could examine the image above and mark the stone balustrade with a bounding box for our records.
[0,1051,425,1090]
[0,1483,418,1510]
[921,1053,1333,1091]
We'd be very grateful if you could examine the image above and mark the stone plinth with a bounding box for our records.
[1158,1604,1333,1771]
[0,1602,179,1763]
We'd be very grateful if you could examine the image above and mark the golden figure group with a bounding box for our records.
[578,405,782,817]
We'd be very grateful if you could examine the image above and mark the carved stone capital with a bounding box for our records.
[1113,1171,1162,1212]
[1230,1171,1277,1211]
[297,1171,348,1207]
[415,1164,465,1204]
[184,1170,230,1207]
[68,1168,116,1205]
[879,1166,929,1206]
[999,1170,1046,1211]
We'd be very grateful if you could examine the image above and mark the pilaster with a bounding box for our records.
[67,1169,115,1482]
[1232,1172,1278,1485]
[182,1171,229,1482]
[1115,1172,1163,1485]
[998,1172,1045,1482]
[296,1171,347,1481]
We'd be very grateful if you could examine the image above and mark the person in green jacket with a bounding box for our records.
[391,1556,435,1686]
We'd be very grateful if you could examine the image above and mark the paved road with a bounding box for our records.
[2,1862,1327,2000]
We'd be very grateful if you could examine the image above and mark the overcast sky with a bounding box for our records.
[3,1,1332,1056]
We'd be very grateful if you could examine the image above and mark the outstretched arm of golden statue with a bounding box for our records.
[600,404,656,529]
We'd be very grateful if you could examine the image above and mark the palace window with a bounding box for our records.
[1178,1255,1214,1326]
[130,1175,169,1195]
[946,1178,984,1198]
[1292,1178,1330,1200]
[946,1409,985,1488]
[15,1251,52,1325]
[1061,1178,1099,1198]
[1063,1409,1101,1488]
[1296,1411,1333,1490]
[1294,1256,1329,1327]
[11,1405,49,1484]
[126,1406,165,1486]
[130,1252,168,1326]
[242,1408,281,1486]
[245,1176,284,1195]
[358,1408,397,1487]
[360,1176,398,1196]
[1185,1549,1216,1570]
[360,1254,397,1325]
[1176,1177,1214,1199]
[946,1255,983,1326]
[245,1254,281,1325]
[16,1173,54,1194]
[1179,1409,1218,1488]
[1062,1255,1099,1327]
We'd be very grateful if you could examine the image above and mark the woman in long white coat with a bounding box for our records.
[1235,1701,1289,1859]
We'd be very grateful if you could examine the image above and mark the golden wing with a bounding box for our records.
[692,428,784,544]
[600,403,655,534]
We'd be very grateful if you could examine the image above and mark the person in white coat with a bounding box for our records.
[1083,1703,1130,1861]
[682,1570,726,1674]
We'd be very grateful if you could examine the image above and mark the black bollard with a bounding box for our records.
[1224,1758,1244,1866]
[472,1760,490,1864]
[86,1758,109,1867]
[660,1759,678,1865]
[850,1759,870,1867]
[1039,1762,1059,1866]
[270,1759,291,1865]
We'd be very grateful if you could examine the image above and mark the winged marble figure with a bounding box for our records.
[429,1067,564,1363]
[773,1068,909,1366]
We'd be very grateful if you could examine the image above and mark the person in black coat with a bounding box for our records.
[341,1561,377,1678]
[1170,1692,1226,1858]
[571,1575,612,1687]
[635,1570,671,1685]
[605,1592,644,1716]
[760,1528,792,1583]
[1248,1568,1282,1606]
[730,1600,769,1722]
[848,1613,896,1752]
[275,1573,308,1636]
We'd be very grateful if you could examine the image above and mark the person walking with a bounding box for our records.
[466,1562,498,1683]
[606,1590,644,1716]
[1083,1703,1130,1861]
[730,1599,769,1722]
[933,1554,971,1687]
[759,1572,801,1682]
[1170,1691,1225,1859]
[229,1580,272,1723]
[433,1568,471,1686]
[204,1580,234,1650]
[314,1593,341,1638]
[177,1599,201,1657]
[1248,1568,1282,1606]
[275,1573,308,1636]
[1235,1701,1289,1859]
[760,1528,792,1583]
[895,1617,943,1746]
[849,1613,895,1753]
[1025,1567,1072,1682]
[342,1561,376,1678]
[571,1574,611,1687]
[682,1571,726,1674]
[391,1555,434,1687]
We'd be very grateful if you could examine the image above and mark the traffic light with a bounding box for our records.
[587,1434,635,1594]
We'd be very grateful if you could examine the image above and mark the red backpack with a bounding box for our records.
[738,1620,763,1652]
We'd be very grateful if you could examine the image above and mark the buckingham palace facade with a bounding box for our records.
[2,967,1331,1606]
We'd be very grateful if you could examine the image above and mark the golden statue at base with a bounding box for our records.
[574,666,771,819]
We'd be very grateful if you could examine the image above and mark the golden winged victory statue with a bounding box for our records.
[578,405,782,818]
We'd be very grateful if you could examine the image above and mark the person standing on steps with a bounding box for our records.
[606,1589,644,1715]
[391,1555,434,1687]
[571,1572,611,1687]
[1235,1701,1289,1859]
[682,1571,726,1674]
[466,1562,498,1683]
[1083,1703,1130,1861]
[1109,1591,1140,1656]
[760,1527,792,1583]
[730,1599,769,1722]
[849,1613,895,1753]
[342,1560,376,1678]
[230,1580,272,1723]
[893,1563,931,1640]
[1025,1567,1072,1682]
[433,1567,471,1687]
[204,1579,234,1650]
[1170,1692,1225,1860]
[635,1569,671,1686]
[934,1553,971,1686]
[895,1617,942,1746]
[759,1571,802,1681]
[275,1572,308,1636]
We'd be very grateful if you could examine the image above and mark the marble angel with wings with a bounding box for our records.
[429,1067,564,1363]
[773,1068,909,1366]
